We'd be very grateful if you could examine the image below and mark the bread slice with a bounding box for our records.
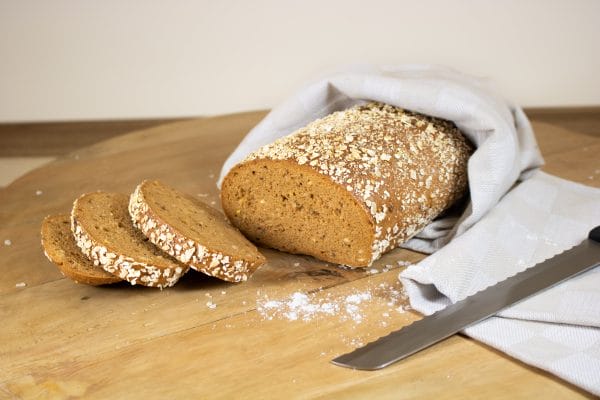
[221,102,472,267]
[41,214,121,286]
[71,192,189,288]
[129,180,265,283]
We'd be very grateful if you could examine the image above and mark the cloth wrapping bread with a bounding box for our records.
[218,64,544,252]
[218,65,599,393]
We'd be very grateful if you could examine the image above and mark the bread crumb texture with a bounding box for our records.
[221,102,472,267]
[41,214,121,285]
[71,192,189,288]
[129,180,265,283]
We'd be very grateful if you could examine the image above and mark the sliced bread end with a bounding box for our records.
[41,214,121,286]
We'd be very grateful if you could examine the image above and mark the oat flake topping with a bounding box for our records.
[246,102,471,262]
[129,183,257,283]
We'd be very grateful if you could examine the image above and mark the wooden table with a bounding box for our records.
[1,112,598,399]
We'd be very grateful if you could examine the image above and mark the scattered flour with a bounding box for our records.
[257,283,410,324]
[35,190,43,196]
[396,260,414,267]
[4,239,11,246]
[348,337,364,348]
[15,282,26,288]
[206,301,217,309]
[345,292,371,304]
[259,292,338,322]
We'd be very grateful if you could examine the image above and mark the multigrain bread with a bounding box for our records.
[129,180,265,282]
[71,192,189,288]
[221,102,472,267]
[41,214,121,285]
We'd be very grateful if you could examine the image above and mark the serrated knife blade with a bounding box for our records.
[332,225,600,370]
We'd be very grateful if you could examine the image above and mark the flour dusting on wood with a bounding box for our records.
[257,281,410,324]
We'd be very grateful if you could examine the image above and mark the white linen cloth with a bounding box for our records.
[400,171,600,395]
[217,65,600,393]
[218,64,544,253]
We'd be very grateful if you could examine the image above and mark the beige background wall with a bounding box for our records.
[1,0,599,122]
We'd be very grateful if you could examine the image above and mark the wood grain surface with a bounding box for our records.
[1,111,598,399]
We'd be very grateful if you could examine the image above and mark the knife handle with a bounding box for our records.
[590,226,600,243]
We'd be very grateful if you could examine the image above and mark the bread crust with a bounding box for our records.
[222,102,472,267]
[41,214,121,286]
[71,192,188,288]
[129,181,264,283]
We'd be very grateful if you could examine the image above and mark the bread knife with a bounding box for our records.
[332,225,600,370]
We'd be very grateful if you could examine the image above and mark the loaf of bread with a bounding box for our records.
[71,192,189,288]
[221,102,472,267]
[41,214,121,285]
[129,180,265,283]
